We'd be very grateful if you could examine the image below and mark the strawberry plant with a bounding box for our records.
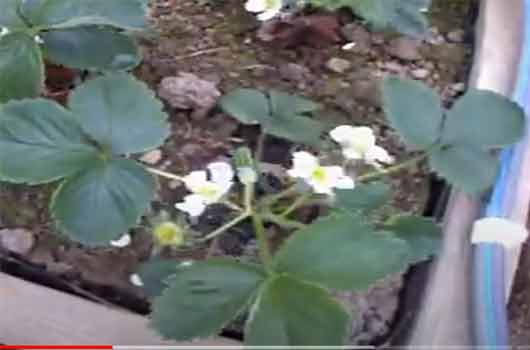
[0,0,148,103]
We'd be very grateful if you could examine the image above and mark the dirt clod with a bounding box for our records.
[158,72,221,120]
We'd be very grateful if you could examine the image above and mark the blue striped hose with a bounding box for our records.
[472,0,530,345]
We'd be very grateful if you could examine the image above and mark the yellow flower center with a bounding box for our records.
[311,167,328,184]
[265,0,278,9]
[196,183,221,200]
[154,222,184,246]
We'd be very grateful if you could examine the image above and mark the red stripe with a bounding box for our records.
[0,346,112,349]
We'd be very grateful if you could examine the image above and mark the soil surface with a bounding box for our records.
[0,0,475,345]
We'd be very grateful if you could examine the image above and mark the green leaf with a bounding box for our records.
[334,182,391,213]
[50,158,154,245]
[269,90,320,116]
[137,259,178,298]
[219,89,325,146]
[264,90,325,146]
[384,215,441,263]
[0,32,44,103]
[69,73,169,155]
[442,89,525,148]
[429,146,498,194]
[382,77,443,149]
[0,99,99,184]
[151,259,265,341]
[0,0,27,28]
[245,275,349,346]
[42,27,141,71]
[309,0,429,36]
[273,214,410,290]
[218,88,270,125]
[22,0,147,30]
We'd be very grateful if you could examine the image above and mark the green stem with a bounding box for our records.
[356,153,428,182]
[200,212,250,242]
[262,214,307,230]
[244,183,254,211]
[255,133,266,164]
[252,213,273,271]
[280,193,311,217]
[260,184,299,207]
[147,167,183,182]
[222,200,243,212]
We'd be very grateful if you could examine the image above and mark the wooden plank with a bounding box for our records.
[0,272,241,346]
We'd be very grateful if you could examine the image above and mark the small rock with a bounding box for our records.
[158,72,221,120]
[279,63,310,82]
[426,26,446,45]
[424,61,435,70]
[168,180,180,190]
[382,61,406,73]
[326,57,351,73]
[340,23,371,51]
[451,82,466,92]
[411,68,430,79]
[447,29,465,43]
[386,37,422,61]
[350,79,382,107]
[140,149,163,165]
[0,228,35,255]
[371,33,385,45]
[421,43,468,65]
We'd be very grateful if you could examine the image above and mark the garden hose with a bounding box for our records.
[472,0,530,345]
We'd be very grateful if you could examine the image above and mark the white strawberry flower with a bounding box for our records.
[109,233,131,248]
[0,27,9,37]
[175,162,234,217]
[329,125,394,168]
[245,0,282,21]
[287,151,355,195]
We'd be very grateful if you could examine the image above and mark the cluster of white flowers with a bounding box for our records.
[287,126,393,195]
[173,126,391,216]
[245,0,282,21]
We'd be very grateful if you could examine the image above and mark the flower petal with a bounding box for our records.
[308,179,334,195]
[329,125,357,144]
[245,0,266,12]
[257,8,279,21]
[110,233,131,248]
[208,162,234,186]
[366,145,394,165]
[334,175,355,189]
[182,171,208,192]
[331,125,376,157]
[288,151,319,179]
[322,166,354,189]
[342,147,364,160]
[175,194,208,217]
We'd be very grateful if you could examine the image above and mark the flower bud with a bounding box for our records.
[234,147,258,184]
[237,166,258,184]
[153,221,185,247]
